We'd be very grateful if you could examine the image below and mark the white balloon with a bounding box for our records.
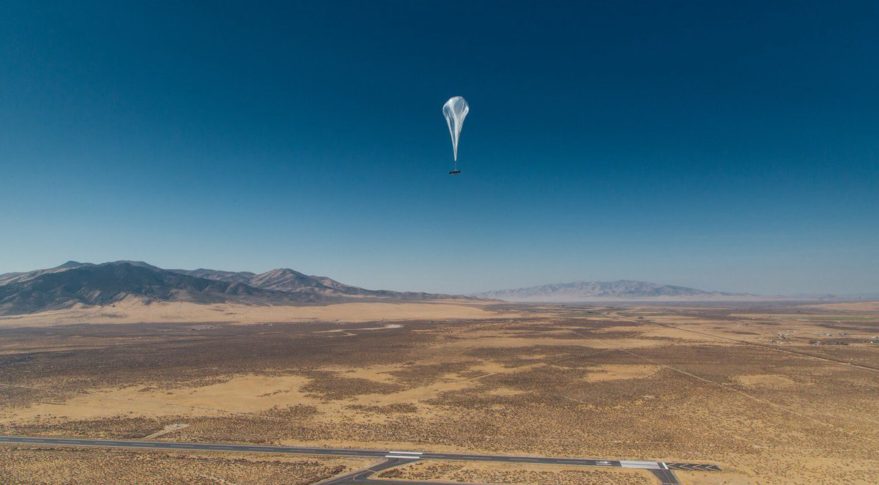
[443,96,469,162]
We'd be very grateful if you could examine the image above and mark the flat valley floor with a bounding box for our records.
[1,302,878,484]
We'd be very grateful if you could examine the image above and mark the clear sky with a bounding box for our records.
[1,1,877,295]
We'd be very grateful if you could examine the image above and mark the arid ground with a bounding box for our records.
[1,301,878,484]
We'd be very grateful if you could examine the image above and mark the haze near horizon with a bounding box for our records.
[1,1,877,295]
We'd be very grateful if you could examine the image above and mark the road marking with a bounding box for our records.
[620,460,661,469]
[386,451,421,459]
[667,463,722,472]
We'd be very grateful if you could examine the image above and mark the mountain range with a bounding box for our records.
[1,261,847,315]
[0,261,449,315]
[474,280,750,302]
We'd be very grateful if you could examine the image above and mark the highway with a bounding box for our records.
[0,435,720,484]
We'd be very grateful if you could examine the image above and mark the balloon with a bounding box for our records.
[443,96,469,163]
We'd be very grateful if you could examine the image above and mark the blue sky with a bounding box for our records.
[1,1,877,295]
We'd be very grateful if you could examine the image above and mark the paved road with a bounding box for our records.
[320,458,416,484]
[649,463,681,485]
[1,435,720,484]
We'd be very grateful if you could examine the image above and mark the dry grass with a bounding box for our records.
[808,301,879,312]
[0,446,370,484]
[583,364,660,382]
[0,298,515,327]
[379,460,654,484]
[1,302,878,483]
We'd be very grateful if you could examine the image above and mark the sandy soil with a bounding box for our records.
[5,374,315,420]
[584,364,660,382]
[0,446,370,484]
[379,460,654,484]
[808,301,879,312]
[0,298,515,327]
[2,303,878,483]
[733,374,796,389]
[674,470,753,485]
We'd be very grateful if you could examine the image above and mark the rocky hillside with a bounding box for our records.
[0,261,451,315]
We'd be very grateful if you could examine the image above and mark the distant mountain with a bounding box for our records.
[0,261,453,315]
[171,267,439,299]
[251,268,339,293]
[171,268,255,285]
[476,280,745,302]
[0,260,92,286]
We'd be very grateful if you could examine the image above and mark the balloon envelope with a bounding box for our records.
[443,96,469,161]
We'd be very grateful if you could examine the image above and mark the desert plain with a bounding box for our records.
[1,299,878,484]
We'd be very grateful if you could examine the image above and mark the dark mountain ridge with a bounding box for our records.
[171,267,439,299]
[0,261,451,315]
